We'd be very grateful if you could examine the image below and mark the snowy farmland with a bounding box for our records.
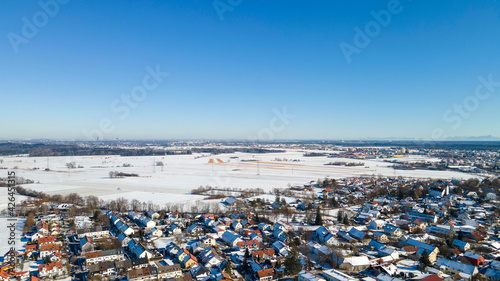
[0,150,479,207]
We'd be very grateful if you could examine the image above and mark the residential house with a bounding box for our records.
[464,252,484,266]
[127,266,157,281]
[89,261,116,276]
[85,249,125,265]
[118,233,132,248]
[405,239,439,264]
[79,237,95,254]
[37,236,55,245]
[452,240,470,251]
[76,226,110,239]
[231,221,243,232]
[256,268,275,281]
[436,258,478,278]
[237,240,260,251]
[157,264,182,280]
[339,256,370,272]
[252,249,275,261]
[187,224,202,235]
[373,232,389,243]
[148,227,162,238]
[315,226,339,246]
[272,241,289,256]
[322,269,357,281]
[182,253,198,269]
[169,224,183,236]
[190,266,210,281]
[128,240,153,259]
[147,210,160,220]
[39,243,61,259]
[38,262,64,278]
[369,220,386,230]
[406,212,438,224]
[225,197,238,206]
[298,271,325,281]
[199,247,223,268]
[383,224,403,237]
[349,227,370,244]
[201,236,217,247]
[484,268,500,281]
[467,228,489,241]
[221,231,242,248]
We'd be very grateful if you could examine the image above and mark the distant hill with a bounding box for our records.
[445,135,500,141]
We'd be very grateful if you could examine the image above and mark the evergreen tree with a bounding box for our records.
[314,208,323,226]
[343,214,349,226]
[337,211,343,223]
[242,256,249,271]
[69,220,75,230]
[92,210,101,221]
[139,229,144,241]
[420,250,431,267]
[224,260,233,275]
[284,247,302,276]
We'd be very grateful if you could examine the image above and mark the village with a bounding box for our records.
[3,0,500,280]
[1,175,500,281]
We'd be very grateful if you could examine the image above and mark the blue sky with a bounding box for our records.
[1,0,500,140]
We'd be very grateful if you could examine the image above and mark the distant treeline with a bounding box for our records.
[293,140,500,150]
[0,143,192,156]
[0,142,284,156]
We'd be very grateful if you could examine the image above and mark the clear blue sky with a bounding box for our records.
[1,0,500,140]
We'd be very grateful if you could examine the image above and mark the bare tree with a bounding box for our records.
[131,199,141,211]
[86,195,100,210]
[51,194,63,204]
[67,206,77,217]
[116,197,129,212]
[109,200,117,211]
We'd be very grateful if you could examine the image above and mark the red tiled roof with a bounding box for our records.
[37,236,55,244]
[256,268,274,279]
[421,274,443,281]
[237,240,259,249]
[38,262,62,271]
[252,249,275,259]
[39,243,60,252]
[403,246,419,253]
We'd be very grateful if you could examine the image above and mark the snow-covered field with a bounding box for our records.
[0,150,478,207]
